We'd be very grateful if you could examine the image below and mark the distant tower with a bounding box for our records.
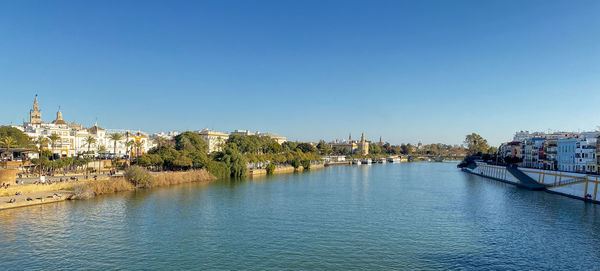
[56,106,62,120]
[51,106,67,125]
[29,94,42,124]
[379,136,383,147]
[360,132,369,155]
[349,133,352,142]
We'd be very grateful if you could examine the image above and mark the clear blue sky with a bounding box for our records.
[1,0,599,146]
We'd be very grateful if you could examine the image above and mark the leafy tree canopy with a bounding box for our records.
[464,133,490,156]
[175,132,208,153]
[0,126,32,148]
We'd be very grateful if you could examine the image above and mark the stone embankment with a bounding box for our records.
[248,163,326,177]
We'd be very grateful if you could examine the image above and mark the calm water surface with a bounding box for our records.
[1,162,599,270]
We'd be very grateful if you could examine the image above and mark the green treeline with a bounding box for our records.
[135,133,322,179]
[315,139,466,158]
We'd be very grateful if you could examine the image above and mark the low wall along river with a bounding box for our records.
[463,162,600,203]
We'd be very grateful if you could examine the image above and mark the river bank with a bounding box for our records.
[3,162,351,210]
[0,170,216,211]
[247,163,325,177]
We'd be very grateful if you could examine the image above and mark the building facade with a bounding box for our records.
[328,133,369,155]
[230,129,287,144]
[556,137,596,174]
[15,95,155,158]
[557,138,576,172]
[197,129,229,153]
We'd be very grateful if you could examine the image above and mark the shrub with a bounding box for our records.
[72,183,94,199]
[124,166,154,188]
[72,178,134,199]
[291,158,300,169]
[222,147,246,178]
[266,163,276,175]
[153,169,215,186]
[301,160,311,170]
[207,161,230,179]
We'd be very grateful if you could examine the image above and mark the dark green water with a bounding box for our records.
[1,162,599,270]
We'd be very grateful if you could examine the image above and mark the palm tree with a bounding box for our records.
[134,141,143,164]
[0,136,15,168]
[84,136,96,155]
[98,145,107,174]
[98,145,107,156]
[35,136,49,177]
[109,133,123,157]
[125,140,135,166]
[47,133,60,160]
[155,136,166,148]
[84,136,96,178]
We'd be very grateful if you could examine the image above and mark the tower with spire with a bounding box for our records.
[29,94,42,124]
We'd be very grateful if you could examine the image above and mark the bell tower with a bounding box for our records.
[29,94,42,124]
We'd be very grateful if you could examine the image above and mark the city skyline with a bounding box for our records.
[2,1,599,146]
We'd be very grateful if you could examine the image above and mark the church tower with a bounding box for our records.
[29,95,42,124]
[51,106,67,125]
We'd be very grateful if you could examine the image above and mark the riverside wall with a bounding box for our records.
[248,163,325,177]
[463,162,600,203]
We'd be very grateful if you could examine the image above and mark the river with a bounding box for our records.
[1,162,599,270]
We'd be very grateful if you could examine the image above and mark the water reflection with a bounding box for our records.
[1,163,600,270]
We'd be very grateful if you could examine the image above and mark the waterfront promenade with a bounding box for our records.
[462,161,600,203]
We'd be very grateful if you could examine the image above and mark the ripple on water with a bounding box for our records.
[1,163,600,270]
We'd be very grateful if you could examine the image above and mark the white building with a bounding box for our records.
[197,129,229,153]
[14,95,155,158]
[230,129,287,144]
[256,132,287,144]
[151,130,180,140]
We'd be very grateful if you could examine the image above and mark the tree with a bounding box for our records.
[84,136,97,178]
[266,163,276,175]
[134,141,143,159]
[0,136,15,168]
[109,133,123,156]
[296,143,317,154]
[316,140,332,155]
[98,145,107,159]
[155,136,167,148]
[0,126,32,148]
[401,144,413,155]
[47,133,61,159]
[125,140,135,165]
[35,136,50,176]
[175,132,208,153]
[221,146,246,178]
[84,136,96,155]
[369,142,382,155]
[464,133,490,156]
